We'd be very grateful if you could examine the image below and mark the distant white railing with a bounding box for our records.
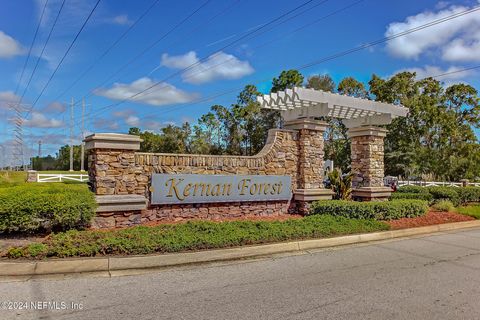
[397,180,480,187]
[37,173,89,183]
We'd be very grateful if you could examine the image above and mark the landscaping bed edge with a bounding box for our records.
[2,220,480,280]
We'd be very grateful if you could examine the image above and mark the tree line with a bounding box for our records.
[50,70,479,181]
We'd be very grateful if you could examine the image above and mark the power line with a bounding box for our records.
[50,2,480,137]
[51,0,162,103]
[14,0,49,96]
[25,0,102,118]
[46,0,368,132]
[124,4,480,125]
[424,65,480,80]
[67,0,212,109]
[78,0,319,119]
[18,0,66,105]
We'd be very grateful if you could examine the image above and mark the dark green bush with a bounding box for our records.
[310,199,428,220]
[456,187,480,205]
[426,186,460,206]
[397,186,429,194]
[0,183,96,233]
[6,215,389,259]
[390,192,433,203]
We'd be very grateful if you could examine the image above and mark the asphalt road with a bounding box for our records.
[2,228,480,320]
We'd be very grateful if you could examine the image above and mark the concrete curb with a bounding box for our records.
[2,220,480,279]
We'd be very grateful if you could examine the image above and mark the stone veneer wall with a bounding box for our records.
[296,128,325,190]
[350,134,385,188]
[90,130,301,228]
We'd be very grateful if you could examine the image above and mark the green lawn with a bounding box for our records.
[38,170,86,174]
[6,215,389,259]
[457,205,480,219]
[0,171,26,185]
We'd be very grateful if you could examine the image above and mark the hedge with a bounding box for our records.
[456,187,480,205]
[390,192,433,202]
[394,186,480,206]
[6,215,389,259]
[0,183,96,233]
[310,199,428,220]
[396,185,430,194]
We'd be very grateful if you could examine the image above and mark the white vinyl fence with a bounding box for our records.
[37,173,89,183]
[397,180,480,187]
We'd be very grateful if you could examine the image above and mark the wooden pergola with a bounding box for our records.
[257,87,408,127]
[257,87,409,202]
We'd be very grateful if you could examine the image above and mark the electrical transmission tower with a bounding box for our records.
[10,102,29,171]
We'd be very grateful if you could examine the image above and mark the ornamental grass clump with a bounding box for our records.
[431,200,455,212]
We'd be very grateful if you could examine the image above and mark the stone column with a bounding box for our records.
[347,126,391,201]
[284,118,333,214]
[84,133,147,214]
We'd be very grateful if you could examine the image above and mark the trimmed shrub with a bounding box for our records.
[397,185,429,194]
[390,192,433,203]
[6,215,389,259]
[0,183,96,233]
[426,186,460,206]
[432,200,455,212]
[310,199,428,220]
[456,187,480,205]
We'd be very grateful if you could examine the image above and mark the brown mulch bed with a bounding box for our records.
[387,211,475,230]
[141,214,304,228]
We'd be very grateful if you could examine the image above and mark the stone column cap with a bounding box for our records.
[347,126,387,138]
[284,118,328,131]
[84,133,142,151]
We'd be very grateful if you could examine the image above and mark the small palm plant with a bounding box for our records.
[328,168,353,200]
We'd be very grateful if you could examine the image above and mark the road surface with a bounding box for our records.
[2,228,480,319]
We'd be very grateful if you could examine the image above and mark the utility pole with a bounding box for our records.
[69,98,74,172]
[80,97,85,172]
[37,140,42,170]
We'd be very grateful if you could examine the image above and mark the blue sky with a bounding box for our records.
[0,0,479,161]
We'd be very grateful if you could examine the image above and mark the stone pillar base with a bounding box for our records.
[293,188,334,201]
[294,188,334,215]
[352,187,392,202]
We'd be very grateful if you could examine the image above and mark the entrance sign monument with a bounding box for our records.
[151,174,291,204]
[85,87,407,229]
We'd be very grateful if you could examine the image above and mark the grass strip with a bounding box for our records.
[457,205,480,219]
[6,215,389,259]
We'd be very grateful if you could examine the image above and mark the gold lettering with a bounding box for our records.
[238,179,250,195]
[277,181,283,194]
[249,183,258,195]
[183,183,192,198]
[264,183,271,195]
[222,183,232,196]
[211,184,221,196]
[270,183,277,195]
[165,178,184,201]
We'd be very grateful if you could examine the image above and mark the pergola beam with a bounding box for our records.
[257,87,408,125]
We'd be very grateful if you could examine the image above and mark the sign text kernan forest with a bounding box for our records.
[151,174,292,204]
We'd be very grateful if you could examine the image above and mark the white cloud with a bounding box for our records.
[0,91,21,109]
[0,31,23,58]
[23,112,64,128]
[43,101,66,113]
[161,51,254,84]
[112,109,135,118]
[94,77,199,106]
[93,118,119,131]
[111,14,132,26]
[161,51,198,69]
[385,4,480,61]
[125,115,140,126]
[395,65,477,81]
